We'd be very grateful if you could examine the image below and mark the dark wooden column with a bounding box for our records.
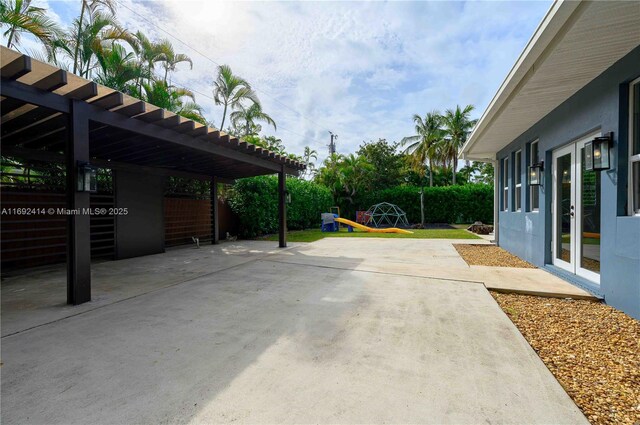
[278,166,287,248]
[66,100,91,305]
[211,176,219,244]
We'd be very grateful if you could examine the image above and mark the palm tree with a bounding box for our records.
[0,0,62,51]
[457,161,481,184]
[442,104,477,185]
[262,135,285,153]
[156,40,192,84]
[71,0,116,74]
[141,80,207,125]
[212,64,258,130]
[287,152,303,161]
[338,154,373,206]
[65,8,136,78]
[133,31,167,91]
[302,146,318,178]
[315,153,345,200]
[303,146,318,164]
[402,111,445,225]
[402,111,444,188]
[175,100,207,125]
[94,43,141,92]
[230,102,276,138]
[141,80,191,110]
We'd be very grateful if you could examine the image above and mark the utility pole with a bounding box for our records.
[328,131,338,155]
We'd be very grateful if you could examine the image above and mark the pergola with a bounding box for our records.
[0,46,304,305]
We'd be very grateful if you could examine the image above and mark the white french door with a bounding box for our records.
[552,134,601,284]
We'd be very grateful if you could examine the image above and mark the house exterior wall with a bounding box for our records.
[496,45,640,319]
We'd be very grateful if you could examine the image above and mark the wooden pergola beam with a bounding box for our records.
[32,69,67,92]
[1,54,31,79]
[90,92,124,110]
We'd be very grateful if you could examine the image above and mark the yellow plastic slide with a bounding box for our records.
[334,217,413,234]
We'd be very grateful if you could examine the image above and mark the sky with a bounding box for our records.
[11,0,552,164]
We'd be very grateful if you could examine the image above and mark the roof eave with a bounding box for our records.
[460,0,580,158]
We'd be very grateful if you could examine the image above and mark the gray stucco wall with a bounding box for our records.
[496,45,640,319]
[114,170,166,259]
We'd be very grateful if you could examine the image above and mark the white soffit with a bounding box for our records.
[462,0,640,160]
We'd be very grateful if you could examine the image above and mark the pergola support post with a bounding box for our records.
[211,176,219,244]
[278,166,287,248]
[66,100,91,305]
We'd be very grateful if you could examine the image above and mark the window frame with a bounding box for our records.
[529,140,540,212]
[502,157,509,211]
[514,150,522,211]
[629,76,640,216]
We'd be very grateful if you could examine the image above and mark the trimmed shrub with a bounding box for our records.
[353,184,493,224]
[228,176,333,237]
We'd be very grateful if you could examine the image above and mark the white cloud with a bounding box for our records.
[35,0,552,164]
[366,67,408,90]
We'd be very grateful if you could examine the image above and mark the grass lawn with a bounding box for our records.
[262,227,480,243]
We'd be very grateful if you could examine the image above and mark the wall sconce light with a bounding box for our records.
[529,161,544,186]
[585,132,613,171]
[77,162,98,193]
[285,190,292,204]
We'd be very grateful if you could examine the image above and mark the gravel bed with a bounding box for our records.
[453,244,536,268]
[492,292,640,425]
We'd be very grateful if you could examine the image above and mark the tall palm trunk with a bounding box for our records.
[428,156,434,187]
[6,27,16,48]
[452,155,457,185]
[72,0,86,75]
[420,185,425,226]
[220,103,228,130]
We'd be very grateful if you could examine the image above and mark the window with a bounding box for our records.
[502,157,509,211]
[514,150,522,211]
[630,77,640,215]
[529,141,540,211]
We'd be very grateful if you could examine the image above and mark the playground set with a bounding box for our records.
[321,202,413,235]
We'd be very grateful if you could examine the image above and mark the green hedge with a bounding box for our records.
[352,184,493,224]
[228,176,333,237]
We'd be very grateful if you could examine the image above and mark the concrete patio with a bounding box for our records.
[1,238,589,424]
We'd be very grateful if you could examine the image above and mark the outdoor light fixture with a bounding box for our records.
[585,132,613,171]
[285,190,292,204]
[77,162,98,193]
[529,161,544,186]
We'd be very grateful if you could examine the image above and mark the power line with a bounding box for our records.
[114,0,328,132]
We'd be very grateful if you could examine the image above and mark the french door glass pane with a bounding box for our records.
[633,82,639,214]
[633,82,639,156]
[531,143,539,210]
[580,146,601,273]
[633,161,640,213]
[556,153,572,262]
